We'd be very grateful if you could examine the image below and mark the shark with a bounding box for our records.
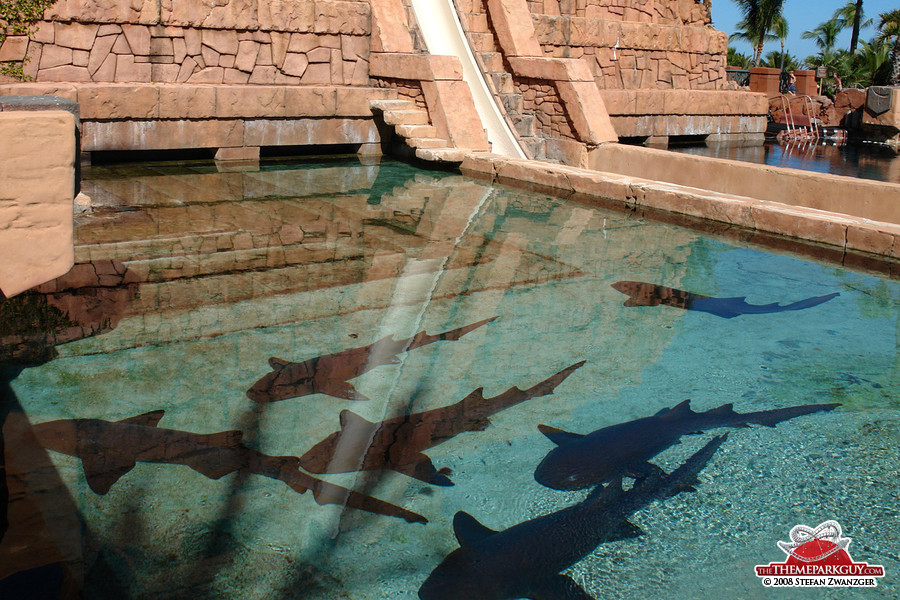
[30,410,426,524]
[299,361,585,486]
[247,317,498,403]
[418,435,727,600]
[611,281,839,319]
[534,399,839,491]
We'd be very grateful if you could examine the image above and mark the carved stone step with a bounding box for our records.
[491,72,514,94]
[395,124,438,139]
[382,109,431,126]
[370,99,417,112]
[480,51,504,72]
[407,137,449,149]
[414,147,469,163]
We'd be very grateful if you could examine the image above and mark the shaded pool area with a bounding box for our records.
[1,157,898,598]
[667,141,900,184]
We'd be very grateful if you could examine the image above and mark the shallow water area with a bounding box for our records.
[667,140,900,184]
[1,156,898,599]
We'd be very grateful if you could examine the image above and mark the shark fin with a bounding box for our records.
[117,410,165,427]
[529,573,595,600]
[659,400,693,419]
[339,410,377,430]
[393,453,453,486]
[608,520,645,541]
[452,511,496,548]
[537,424,584,446]
[324,381,370,402]
[82,454,137,495]
[623,298,640,307]
[268,357,291,369]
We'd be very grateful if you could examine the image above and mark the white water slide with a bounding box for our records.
[409,0,526,158]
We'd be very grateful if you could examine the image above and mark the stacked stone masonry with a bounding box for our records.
[529,0,710,26]
[0,0,372,85]
[532,15,728,90]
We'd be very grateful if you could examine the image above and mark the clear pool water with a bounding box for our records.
[667,141,900,184]
[1,157,898,599]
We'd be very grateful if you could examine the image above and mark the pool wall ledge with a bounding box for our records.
[460,151,900,264]
[0,108,77,298]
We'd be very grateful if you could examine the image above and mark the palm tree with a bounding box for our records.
[854,38,890,86]
[727,47,752,68]
[801,19,843,54]
[764,50,799,71]
[771,14,789,71]
[877,9,900,85]
[832,0,872,53]
[729,0,787,66]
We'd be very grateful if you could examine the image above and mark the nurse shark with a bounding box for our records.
[418,435,727,600]
[31,410,426,524]
[299,361,585,486]
[611,281,839,319]
[534,399,838,490]
[247,317,498,403]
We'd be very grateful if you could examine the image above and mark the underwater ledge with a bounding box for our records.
[458,150,900,279]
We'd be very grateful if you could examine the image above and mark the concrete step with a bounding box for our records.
[407,137,450,149]
[382,109,431,126]
[491,72,514,94]
[511,114,536,137]
[469,32,497,53]
[480,52,505,72]
[370,99,417,112]
[414,147,470,163]
[501,93,523,113]
[395,124,438,139]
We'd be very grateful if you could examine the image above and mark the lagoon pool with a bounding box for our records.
[1,157,898,599]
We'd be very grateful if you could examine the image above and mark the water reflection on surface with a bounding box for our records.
[1,157,898,599]
[668,141,900,184]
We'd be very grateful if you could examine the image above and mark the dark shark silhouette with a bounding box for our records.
[418,435,727,600]
[611,281,839,319]
[535,400,838,490]
[299,362,585,486]
[30,410,426,524]
[247,317,498,403]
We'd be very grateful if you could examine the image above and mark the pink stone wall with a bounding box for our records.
[533,15,728,90]
[0,0,372,85]
[532,0,711,26]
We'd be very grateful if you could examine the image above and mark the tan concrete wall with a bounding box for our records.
[589,144,900,223]
[0,110,76,297]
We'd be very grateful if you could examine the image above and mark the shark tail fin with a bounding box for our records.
[780,292,840,312]
[744,403,840,427]
[408,316,498,349]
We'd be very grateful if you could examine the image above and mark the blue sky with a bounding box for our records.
[712,0,896,61]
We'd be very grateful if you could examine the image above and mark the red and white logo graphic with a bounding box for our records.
[756,520,885,587]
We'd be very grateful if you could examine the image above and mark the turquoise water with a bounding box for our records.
[1,157,898,598]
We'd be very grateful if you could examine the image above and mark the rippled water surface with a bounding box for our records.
[667,141,900,184]
[2,157,898,599]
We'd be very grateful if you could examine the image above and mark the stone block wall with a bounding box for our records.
[531,0,710,26]
[533,15,728,90]
[0,0,372,85]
